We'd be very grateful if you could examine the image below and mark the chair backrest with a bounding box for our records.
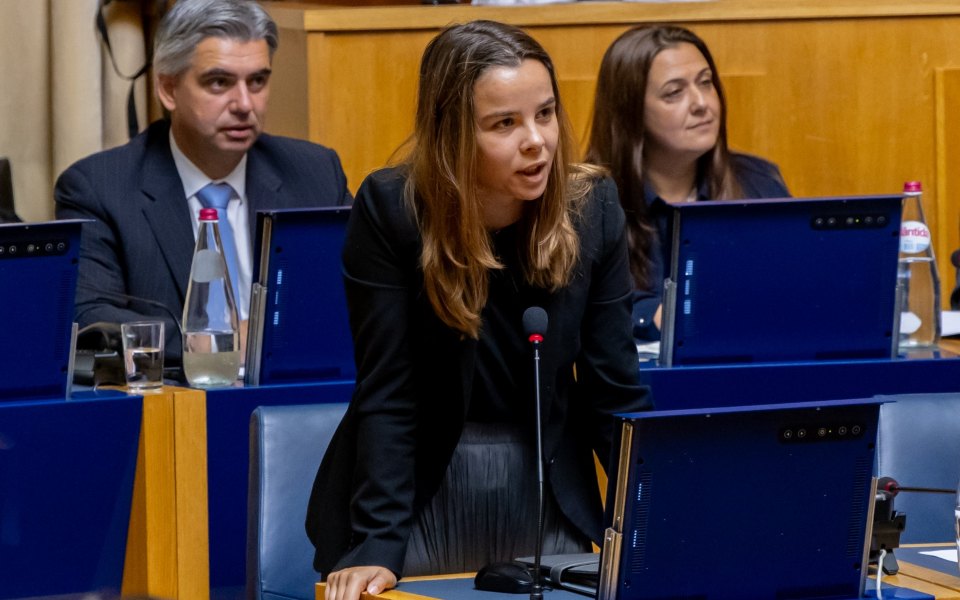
[247,402,348,600]
[877,392,960,543]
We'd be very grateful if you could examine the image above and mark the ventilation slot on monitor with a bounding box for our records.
[846,455,871,557]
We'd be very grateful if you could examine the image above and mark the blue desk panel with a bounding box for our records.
[640,354,960,410]
[0,392,141,599]
[204,380,354,599]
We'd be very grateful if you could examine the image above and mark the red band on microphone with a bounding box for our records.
[528,334,543,343]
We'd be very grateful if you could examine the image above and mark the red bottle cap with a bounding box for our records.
[903,181,922,193]
[199,208,219,221]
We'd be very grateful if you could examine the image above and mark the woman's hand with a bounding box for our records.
[324,566,398,600]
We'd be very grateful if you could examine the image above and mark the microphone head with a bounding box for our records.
[952,249,960,268]
[522,306,548,338]
[877,476,899,497]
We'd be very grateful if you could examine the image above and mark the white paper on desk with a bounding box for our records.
[942,310,960,337]
[637,341,660,360]
[919,548,959,563]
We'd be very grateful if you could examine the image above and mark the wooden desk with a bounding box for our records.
[316,574,471,600]
[266,0,960,303]
[121,381,356,599]
[316,568,960,600]
[878,544,960,600]
[938,338,960,355]
[121,386,210,600]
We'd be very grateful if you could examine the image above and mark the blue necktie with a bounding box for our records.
[196,182,242,313]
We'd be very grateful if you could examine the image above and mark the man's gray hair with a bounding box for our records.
[153,0,279,77]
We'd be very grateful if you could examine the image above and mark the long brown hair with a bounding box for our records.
[404,20,589,338]
[585,25,741,289]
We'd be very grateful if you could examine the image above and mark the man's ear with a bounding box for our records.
[156,73,179,113]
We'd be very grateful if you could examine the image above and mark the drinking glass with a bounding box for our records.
[121,320,165,392]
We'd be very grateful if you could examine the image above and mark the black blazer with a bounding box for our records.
[54,119,351,362]
[306,168,650,577]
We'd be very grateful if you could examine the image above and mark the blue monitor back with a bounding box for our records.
[600,399,882,600]
[0,220,83,402]
[661,195,902,366]
[248,207,355,385]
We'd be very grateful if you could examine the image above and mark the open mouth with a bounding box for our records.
[519,163,547,176]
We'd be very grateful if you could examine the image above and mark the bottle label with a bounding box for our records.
[900,220,931,253]
[191,248,227,282]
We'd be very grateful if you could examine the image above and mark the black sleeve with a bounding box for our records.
[55,164,181,357]
[572,178,653,465]
[333,171,420,576]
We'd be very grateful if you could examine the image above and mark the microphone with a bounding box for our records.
[76,283,185,339]
[877,476,953,499]
[523,306,548,345]
[523,306,548,600]
[951,249,960,268]
[74,284,186,383]
[474,307,550,597]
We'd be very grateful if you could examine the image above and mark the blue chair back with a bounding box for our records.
[247,402,348,600]
[877,393,960,543]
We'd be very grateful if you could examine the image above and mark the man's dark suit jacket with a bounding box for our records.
[306,168,651,578]
[55,119,351,363]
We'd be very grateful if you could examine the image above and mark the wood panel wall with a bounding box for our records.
[265,1,960,304]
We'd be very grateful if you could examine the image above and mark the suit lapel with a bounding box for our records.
[244,144,283,241]
[139,129,194,303]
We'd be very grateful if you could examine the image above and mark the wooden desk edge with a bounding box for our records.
[897,546,960,595]
[316,574,474,600]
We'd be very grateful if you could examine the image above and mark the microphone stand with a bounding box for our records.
[530,332,545,600]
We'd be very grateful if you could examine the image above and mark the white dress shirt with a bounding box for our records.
[169,131,252,320]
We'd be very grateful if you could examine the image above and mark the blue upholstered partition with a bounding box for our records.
[877,393,960,543]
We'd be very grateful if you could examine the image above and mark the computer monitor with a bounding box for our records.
[598,398,883,600]
[245,207,354,386]
[0,219,84,402]
[660,195,903,366]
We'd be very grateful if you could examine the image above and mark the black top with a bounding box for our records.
[468,224,532,423]
[306,167,651,578]
[632,153,790,342]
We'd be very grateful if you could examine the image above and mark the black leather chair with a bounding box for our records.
[0,158,20,223]
[876,393,960,543]
[247,402,348,600]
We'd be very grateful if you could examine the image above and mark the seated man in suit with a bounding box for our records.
[55,0,351,367]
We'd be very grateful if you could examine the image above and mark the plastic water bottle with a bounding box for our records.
[897,181,941,352]
[182,207,241,387]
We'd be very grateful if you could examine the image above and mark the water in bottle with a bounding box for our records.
[182,207,241,387]
[897,181,941,352]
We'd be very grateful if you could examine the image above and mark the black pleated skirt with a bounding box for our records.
[402,421,591,576]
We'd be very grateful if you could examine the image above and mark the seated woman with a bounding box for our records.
[306,19,650,600]
[585,25,790,343]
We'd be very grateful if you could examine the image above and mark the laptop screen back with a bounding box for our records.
[661,195,902,366]
[246,207,354,385]
[0,220,83,402]
[600,399,881,600]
